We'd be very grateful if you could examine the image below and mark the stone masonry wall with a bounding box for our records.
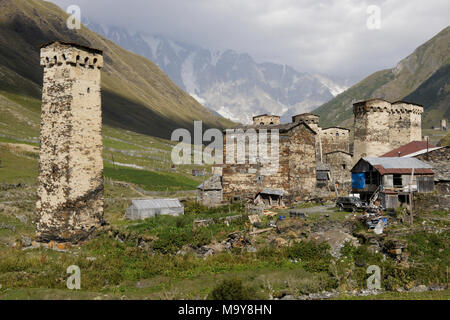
[389,102,423,149]
[288,125,317,198]
[324,151,353,191]
[353,99,423,163]
[320,127,350,155]
[253,115,281,126]
[353,99,392,162]
[221,123,317,202]
[36,42,104,242]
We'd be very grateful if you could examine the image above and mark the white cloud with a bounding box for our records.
[48,0,449,80]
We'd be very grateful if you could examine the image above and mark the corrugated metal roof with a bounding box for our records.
[374,166,433,175]
[130,199,183,209]
[364,157,432,169]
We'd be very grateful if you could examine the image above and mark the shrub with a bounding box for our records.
[209,279,257,300]
[287,240,332,273]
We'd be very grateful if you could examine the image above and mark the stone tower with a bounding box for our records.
[353,99,423,162]
[389,101,423,149]
[353,99,392,161]
[36,42,104,242]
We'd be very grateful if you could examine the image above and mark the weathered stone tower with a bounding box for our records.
[36,41,104,242]
[353,99,423,162]
[353,99,391,161]
[389,101,423,148]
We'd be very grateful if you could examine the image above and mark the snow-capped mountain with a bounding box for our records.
[84,20,350,124]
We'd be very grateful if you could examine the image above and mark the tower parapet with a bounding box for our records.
[40,42,103,69]
[253,114,280,126]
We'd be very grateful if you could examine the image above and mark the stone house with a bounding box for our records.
[197,175,223,206]
[414,146,450,209]
[324,150,353,190]
[221,116,317,203]
[351,157,434,208]
[221,112,353,203]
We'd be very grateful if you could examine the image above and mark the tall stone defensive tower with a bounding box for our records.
[36,41,104,242]
[353,99,391,161]
[353,99,423,162]
[389,101,423,149]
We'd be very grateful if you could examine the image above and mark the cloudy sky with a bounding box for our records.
[48,0,449,81]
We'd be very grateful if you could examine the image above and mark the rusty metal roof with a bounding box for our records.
[381,141,437,157]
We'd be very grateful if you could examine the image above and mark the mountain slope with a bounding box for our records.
[83,21,350,124]
[314,26,450,128]
[0,0,233,139]
[404,64,450,128]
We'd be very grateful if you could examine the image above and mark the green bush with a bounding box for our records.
[209,279,257,300]
[287,240,332,273]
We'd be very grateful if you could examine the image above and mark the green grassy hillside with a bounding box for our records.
[404,64,450,128]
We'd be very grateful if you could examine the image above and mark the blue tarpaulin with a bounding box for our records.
[352,173,366,189]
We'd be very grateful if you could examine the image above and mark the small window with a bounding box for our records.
[393,174,402,187]
[342,164,346,170]
[270,122,274,125]
[336,132,339,136]
[87,88,90,93]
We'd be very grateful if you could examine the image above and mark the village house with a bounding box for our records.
[351,157,434,209]
[221,114,317,203]
[197,175,223,206]
[413,146,450,209]
[220,113,352,204]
